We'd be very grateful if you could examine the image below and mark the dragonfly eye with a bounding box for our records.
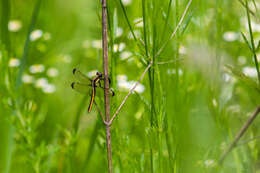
[96,72,102,77]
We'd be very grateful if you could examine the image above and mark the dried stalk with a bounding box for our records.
[101,0,113,172]
[218,104,260,164]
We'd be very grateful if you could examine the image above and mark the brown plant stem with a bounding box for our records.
[218,104,260,164]
[101,0,113,172]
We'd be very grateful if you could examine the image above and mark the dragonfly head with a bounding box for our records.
[96,72,102,78]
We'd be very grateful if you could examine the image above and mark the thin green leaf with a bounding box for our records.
[241,32,252,52]
[245,0,260,85]
[16,0,42,89]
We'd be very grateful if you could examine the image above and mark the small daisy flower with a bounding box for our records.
[115,27,123,38]
[243,66,257,77]
[29,64,45,73]
[237,56,247,65]
[204,159,215,168]
[9,58,20,67]
[223,31,239,42]
[30,29,43,41]
[120,51,132,60]
[47,68,59,77]
[22,74,34,84]
[122,0,132,6]
[35,78,48,88]
[223,73,231,82]
[117,75,128,81]
[42,83,56,93]
[113,44,119,52]
[119,43,126,51]
[179,45,187,54]
[212,98,217,107]
[8,20,22,32]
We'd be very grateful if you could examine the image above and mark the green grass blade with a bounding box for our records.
[241,32,252,52]
[16,0,42,89]
[245,0,260,86]
[0,0,11,53]
[118,0,138,43]
[160,0,173,46]
[142,0,149,58]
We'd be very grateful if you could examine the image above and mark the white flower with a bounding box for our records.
[243,66,257,77]
[92,40,102,49]
[43,32,51,40]
[29,64,45,73]
[115,27,123,37]
[30,29,43,41]
[223,73,231,82]
[204,159,215,167]
[117,78,145,93]
[179,45,187,54]
[9,58,20,67]
[212,98,217,107]
[113,44,119,52]
[223,31,239,42]
[238,56,247,65]
[129,81,145,93]
[8,20,22,32]
[47,68,59,77]
[251,22,260,32]
[119,43,126,51]
[118,80,130,90]
[122,0,132,6]
[22,74,34,84]
[35,78,48,88]
[42,83,56,93]
[114,43,126,52]
[120,51,132,60]
[117,75,128,81]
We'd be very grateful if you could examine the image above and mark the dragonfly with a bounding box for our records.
[71,68,115,112]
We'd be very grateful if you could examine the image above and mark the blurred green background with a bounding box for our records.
[1,0,260,172]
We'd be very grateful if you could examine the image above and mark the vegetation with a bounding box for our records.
[1,0,260,172]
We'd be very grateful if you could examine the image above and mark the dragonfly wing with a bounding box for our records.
[72,68,91,84]
[71,82,91,94]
